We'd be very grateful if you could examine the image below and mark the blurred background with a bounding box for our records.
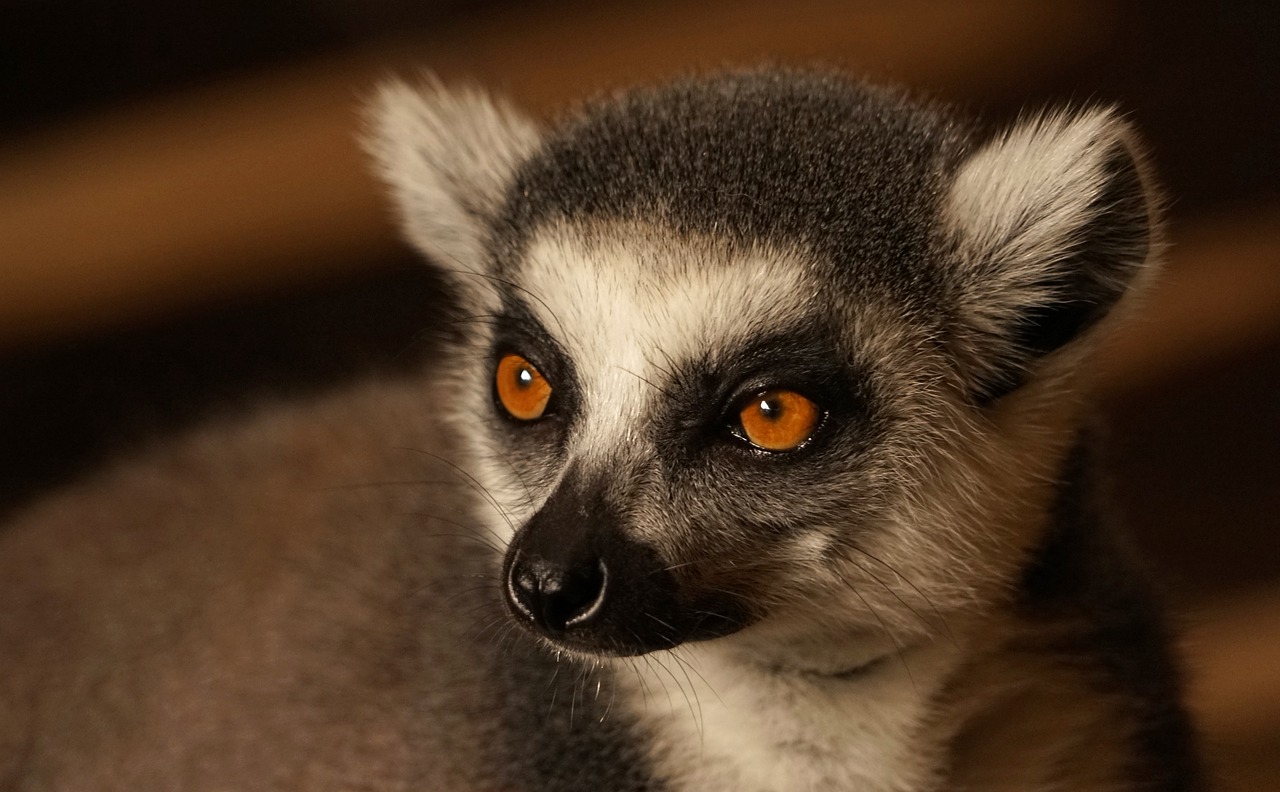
[0,1,1276,788]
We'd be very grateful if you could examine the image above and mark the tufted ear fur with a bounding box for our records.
[943,108,1158,403]
[366,77,541,299]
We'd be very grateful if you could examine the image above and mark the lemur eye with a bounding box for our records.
[734,389,821,452]
[495,353,552,421]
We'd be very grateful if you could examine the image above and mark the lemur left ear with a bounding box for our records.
[943,108,1157,403]
[366,77,541,303]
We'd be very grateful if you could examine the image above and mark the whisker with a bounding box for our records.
[847,545,955,646]
[615,365,675,399]
[664,650,707,743]
[458,269,572,346]
[418,529,504,555]
[414,511,509,551]
[395,447,518,536]
[316,478,466,492]
[639,650,677,715]
[835,575,916,690]
[391,324,456,361]
[649,650,702,740]
[545,662,563,723]
[670,647,724,708]
[840,551,939,642]
[601,668,618,723]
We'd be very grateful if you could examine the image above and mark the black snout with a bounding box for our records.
[507,551,608,633]
[499,465,750,655]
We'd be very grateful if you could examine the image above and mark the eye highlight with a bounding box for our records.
[734,389,821,452]
[495,353,552,421]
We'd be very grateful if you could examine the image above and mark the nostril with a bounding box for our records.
[544,558,607,631]
[506,552,608,634]
[507,552,540,622]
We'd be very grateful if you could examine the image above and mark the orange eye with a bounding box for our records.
[736,390,821,451]
[495,354,553,421]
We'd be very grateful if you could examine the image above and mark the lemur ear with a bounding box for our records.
[366,77,540,293]
[943,108,1157,403]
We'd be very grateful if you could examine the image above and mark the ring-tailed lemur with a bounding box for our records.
[0,69,1204,791]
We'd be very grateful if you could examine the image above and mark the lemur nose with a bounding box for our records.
[507,552,608,634]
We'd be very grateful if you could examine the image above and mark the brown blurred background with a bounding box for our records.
[0,1,1276,788]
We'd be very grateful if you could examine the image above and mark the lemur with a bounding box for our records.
[0,69,1205,791]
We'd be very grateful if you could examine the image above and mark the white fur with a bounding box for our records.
[946,108,1125,291]
[366,77,540,292]
[943,108,1140,381]
[511,223,817,522]
[629,636,962,792]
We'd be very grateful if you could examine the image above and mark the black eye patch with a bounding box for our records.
[488,295,582,436]
[651,321,877,461]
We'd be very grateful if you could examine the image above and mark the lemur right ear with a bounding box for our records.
[942,108,1158,403]
[366,77,540,294]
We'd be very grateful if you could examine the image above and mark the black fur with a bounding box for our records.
[1019,439,1207,791]
[487,616,666,791]
[645,317,880,467]
[494,69,964,308]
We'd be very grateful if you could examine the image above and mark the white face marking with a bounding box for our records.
[629,637,961,792]
[515,223,817,473]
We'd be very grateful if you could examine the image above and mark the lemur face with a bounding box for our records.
[481,226,967,660]
[484,228,930,656]
[369,70,1154,660]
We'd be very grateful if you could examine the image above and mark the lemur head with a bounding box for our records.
[369,70,1156,663]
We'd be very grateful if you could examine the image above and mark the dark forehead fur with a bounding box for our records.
[496,69,971,291]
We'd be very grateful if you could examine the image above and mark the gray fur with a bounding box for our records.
[0,69,1203,791]
[0,378,660,790]
[495,70,963,284]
